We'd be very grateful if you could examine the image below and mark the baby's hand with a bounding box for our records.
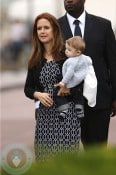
[54,82,70,96]
[57,86,70,96]
[54,82,65,88]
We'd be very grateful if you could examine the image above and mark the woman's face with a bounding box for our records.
[37,18,54,45]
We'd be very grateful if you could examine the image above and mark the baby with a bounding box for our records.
[54,36,96,119]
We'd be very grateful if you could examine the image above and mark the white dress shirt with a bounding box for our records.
[66,11,86,38]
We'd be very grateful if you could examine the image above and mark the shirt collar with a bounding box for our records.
[66,11,86,26]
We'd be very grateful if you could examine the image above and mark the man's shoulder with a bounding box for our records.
[87,13,111,24]
[58,15,66,23]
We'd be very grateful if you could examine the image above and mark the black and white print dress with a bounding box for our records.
[35,60,81,161]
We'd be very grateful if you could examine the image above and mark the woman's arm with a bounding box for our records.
[24,68,37,99]
[24,68,53,107]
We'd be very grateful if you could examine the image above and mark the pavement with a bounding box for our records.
[0,69,35,151]
[0,69,27,91]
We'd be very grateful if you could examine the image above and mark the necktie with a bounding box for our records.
[73,20,82,37]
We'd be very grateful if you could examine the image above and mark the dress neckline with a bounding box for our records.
[44,57,54,63]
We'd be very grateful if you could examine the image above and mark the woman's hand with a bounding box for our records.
[110,100,116,117]
[34,92,53,107]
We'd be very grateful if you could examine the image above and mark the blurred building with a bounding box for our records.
[1,0,116,29]
[7,0,64,20]
[3,0,115,27]
[0,0,116,69]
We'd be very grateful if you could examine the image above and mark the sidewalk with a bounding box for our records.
[0,70,27,91]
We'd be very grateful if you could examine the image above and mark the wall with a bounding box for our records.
[7,0,116,30]
[85,0,116,29]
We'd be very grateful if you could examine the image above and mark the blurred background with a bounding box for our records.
[0,0,116,153]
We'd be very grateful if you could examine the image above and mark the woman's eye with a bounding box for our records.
[37,27,41,30]
[37,26,50,30]
[45,26,50,29]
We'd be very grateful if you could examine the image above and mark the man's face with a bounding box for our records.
[64,0,85,17]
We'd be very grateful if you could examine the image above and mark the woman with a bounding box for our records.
[24,13,81,161]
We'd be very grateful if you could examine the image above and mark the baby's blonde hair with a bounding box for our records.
[66,36,86,53]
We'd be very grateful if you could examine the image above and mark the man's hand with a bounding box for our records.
[110,100,116,117]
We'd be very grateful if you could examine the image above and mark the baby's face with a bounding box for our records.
[65,43,78,57]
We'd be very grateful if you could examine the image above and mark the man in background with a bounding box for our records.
[58,0,116,147]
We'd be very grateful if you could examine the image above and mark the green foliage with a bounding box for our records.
[1,146,116,175]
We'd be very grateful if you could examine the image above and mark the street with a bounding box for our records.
[1,88,116,152]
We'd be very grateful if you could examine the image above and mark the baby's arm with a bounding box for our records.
[62,65,74,86]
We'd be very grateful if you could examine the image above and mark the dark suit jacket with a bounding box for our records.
[58,13,116,109]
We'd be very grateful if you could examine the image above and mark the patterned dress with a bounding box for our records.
[35,60,81,161]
